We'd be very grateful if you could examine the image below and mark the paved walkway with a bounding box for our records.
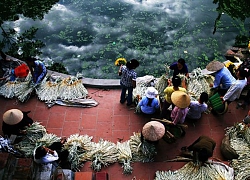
[0,87,249,180]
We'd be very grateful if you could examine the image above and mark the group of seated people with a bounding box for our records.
[136,58,250,131]
[136,76,208,125]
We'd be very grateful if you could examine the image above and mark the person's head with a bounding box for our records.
[34,146,47,159]
[236,67,248,79]
[172,76,181,87]
[126,59,139,70]
[199,92,208,103]
[198,148,209,163]
[177,58,185,70]
[25,57,37,67]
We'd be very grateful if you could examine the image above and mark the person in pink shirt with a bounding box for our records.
[170,91,190,125]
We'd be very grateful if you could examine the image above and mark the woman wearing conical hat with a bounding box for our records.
[2,109,33,137]
[170,91,190,125]
[206,60,236,95]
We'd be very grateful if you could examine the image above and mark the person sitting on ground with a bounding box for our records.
[170,91,190,125]
[206,60,236,96]
[34,138,69,165]
[181,135,216,164]
[222,67,247,105]
[25,57,47,84]
[136,87,160,115]
[161,76,186,119]
[2,109,33,137]
[186,92,209,121]
[118,59,139,106]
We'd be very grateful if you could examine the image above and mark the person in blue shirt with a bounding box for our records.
[170,58,189,78]
[137,87,160,115]
[25,57,47,84]
[206,60,236,96]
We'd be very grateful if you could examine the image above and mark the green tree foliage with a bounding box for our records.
[213,0,250,34]
[0,0,59,58]
[0,0,59,24]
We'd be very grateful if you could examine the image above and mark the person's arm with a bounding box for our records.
[187,136,201,151]
[212,73,221,88]
[36,62,47,84]
[184,64,189,77]
[42,150,59,164]
[132,71,137,88]
[28,64,36,82]
[169,62,177,70]
[118,65,123,76]
[138,97,143,107]
[222,84,237,102]
[132,80,136,88]
[154,98,160,109]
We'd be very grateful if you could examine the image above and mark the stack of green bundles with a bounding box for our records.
[209,93,224,112]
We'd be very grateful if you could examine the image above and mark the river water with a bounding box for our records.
[11,0,250,79]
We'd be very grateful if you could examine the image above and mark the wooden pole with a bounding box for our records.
[151,118,188,129]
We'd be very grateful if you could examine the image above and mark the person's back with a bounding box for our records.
[171,106,189,125]
[170,91,190,125]
[187,136,216,163]
[214,67,236,90]
[138,97,159,114]
[137,87,159,114]
[223,68,247,103]
[186,92,208,120]
[164,77,186,104]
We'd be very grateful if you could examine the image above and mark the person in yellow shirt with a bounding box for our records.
[161,76,186,119]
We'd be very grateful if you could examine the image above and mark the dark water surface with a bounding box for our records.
[11,0,250,78]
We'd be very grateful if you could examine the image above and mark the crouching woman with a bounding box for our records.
[136,87,160,115]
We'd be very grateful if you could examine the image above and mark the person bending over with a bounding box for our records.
[34,138,69,165]
[222,67,247,105]
[25,57,47,84]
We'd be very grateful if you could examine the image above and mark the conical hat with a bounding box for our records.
[171,91,190,108]
[3,109,23,125]
[142,121,165,141]
[206,60,224,71]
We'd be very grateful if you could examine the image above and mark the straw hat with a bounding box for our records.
[3,109,23,125]
[201,68,215,75]
[171,91,190,108]
[142,121,165,141]
[206,60,224,72]
[145,87,158,99]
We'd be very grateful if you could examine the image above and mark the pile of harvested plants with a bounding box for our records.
[14,123,157,174]
[155,160,234,180]
[226,122,250,180]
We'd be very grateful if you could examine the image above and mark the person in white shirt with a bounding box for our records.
[222,67,248,104]
[33,138,68,165]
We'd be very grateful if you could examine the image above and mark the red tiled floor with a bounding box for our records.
[0,88,249,179]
